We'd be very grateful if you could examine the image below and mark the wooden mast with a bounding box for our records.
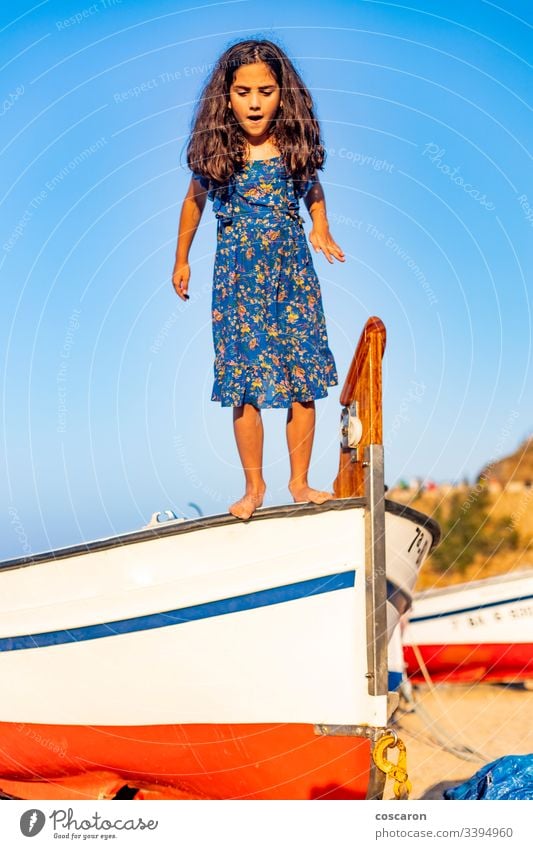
[333,316,386,497]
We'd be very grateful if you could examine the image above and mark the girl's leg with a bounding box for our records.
[229,402,267,519]
[286,400,334,504]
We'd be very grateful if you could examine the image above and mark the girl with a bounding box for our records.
[172,39,345,520]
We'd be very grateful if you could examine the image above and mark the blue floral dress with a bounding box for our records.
[193,155,338,408]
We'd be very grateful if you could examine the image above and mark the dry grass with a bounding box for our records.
[480,435,533,486]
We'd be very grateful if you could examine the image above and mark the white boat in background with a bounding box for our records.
[403,569,533,684]
[0,318,440,800]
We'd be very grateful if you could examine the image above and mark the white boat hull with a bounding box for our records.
[403,569,533,683]
[0,500,436,726]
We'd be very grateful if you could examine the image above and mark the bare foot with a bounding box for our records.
[288,482,334,505]
[229,486,266,520]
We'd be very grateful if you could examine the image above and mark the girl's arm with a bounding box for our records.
[172,177,208,300]
[304,180,345,264]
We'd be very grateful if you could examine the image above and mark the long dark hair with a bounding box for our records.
[186,39,325,193]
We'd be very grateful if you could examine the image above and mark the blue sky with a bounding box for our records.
[1,0,532,557]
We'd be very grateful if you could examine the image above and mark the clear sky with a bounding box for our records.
[1,0,532,558]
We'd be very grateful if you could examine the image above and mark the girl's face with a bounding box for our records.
[229,61,281,146]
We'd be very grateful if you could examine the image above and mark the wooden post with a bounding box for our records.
[333,317,386,498]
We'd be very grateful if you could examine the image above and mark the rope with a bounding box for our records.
[397,646,489,764]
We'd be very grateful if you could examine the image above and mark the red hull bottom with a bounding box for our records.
[0,722,371,800]
[404,642,533,684]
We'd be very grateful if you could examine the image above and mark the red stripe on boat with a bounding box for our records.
[404,642,533,684]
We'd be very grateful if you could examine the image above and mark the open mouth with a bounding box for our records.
[247,116,263,122]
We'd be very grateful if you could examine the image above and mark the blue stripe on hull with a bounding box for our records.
[0,570,356,653]
[410,592,533,623]
[388,671,403,691]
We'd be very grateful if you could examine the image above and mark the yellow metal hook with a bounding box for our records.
[372,732,412,799]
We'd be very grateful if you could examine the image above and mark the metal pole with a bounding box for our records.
[364,443,388,697]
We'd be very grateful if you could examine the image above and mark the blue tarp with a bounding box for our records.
[444,755,533,800]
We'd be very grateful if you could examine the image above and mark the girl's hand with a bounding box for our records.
[309,226,346,264]
[173,262,191,300]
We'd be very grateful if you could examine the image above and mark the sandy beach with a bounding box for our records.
[384,682,533,800]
